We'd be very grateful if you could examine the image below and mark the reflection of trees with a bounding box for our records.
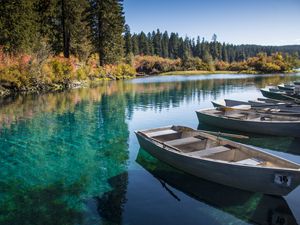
[0,91,129,224]
[0,74,299,224]
[0,180,85,225]
[0,74,298,129]
[95,173,128,225]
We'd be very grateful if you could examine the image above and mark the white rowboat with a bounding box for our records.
[135,125,300,196]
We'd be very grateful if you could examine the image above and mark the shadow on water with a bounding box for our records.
[136,149,298,225]
[94,173,128,225]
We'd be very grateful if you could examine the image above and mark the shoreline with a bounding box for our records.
[159,70,298,76]
[160,70,239,75]
[0,70,298,98]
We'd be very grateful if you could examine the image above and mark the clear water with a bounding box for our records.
[1,73,300,225]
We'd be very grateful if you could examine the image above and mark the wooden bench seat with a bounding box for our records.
[164,137,202,146]
[236,158,265,166]
[186,146,231,158]
[147,129,177,137]
[226,113,245,119]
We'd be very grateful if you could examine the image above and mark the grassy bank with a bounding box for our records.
[160,70,239,75]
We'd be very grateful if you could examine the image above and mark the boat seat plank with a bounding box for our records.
[226,113,245,119]
[187,146,231,158]
[236,158,265,166]
[231,105,251,110]
[164,137,202,146]
[147,129,177,137]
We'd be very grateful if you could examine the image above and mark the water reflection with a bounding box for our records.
[136,149,298,225]
[0,73,300,224]
[0,74,299,129]
[95,173,128,225]
[0,92,130,224]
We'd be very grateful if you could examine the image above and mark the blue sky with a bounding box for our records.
[124,0,300,46]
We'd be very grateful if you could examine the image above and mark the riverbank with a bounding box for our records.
[1,69,298,98]
[0,76,133,98]
[159,69,299,76]
[160,70,239,75]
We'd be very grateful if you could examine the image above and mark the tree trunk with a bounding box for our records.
[98,14,104,66]
[62,0,70,58]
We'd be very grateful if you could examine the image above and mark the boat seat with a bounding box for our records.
[226,113,245,119]
[164,137,202,146]
[236,158,265,166]
[231,105,251,110]
[187,146,231,158]
[147,129,178,137]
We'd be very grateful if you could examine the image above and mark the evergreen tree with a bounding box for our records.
[89,0,125,65]
[0,0,39,52]
[131,34,139,55]
[222,43,229,62]
[138,32,149,55]
[147,32,154,55]
[182,37,192,59]
[161,31,169,58]
[124,24,132,56]
[153,29,162,56]
[194,36,202,57]
[36,0,91,59]
[67,0,92,60]
[36,0,61,52]
[169,33,180,59]
[212,33,217,42]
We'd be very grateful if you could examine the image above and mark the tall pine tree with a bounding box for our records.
[124,24,132,56]
[153,29,162,56]
[161,31,169,58]
[0,0,39,52]
[89,0,125,65]
[131,34,139,56]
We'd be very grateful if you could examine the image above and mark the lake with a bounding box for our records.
[1,73,300,225]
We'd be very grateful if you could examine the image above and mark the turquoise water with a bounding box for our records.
[1,73,300,225]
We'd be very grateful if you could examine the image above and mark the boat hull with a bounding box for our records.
[136,133,300,196]
[212,99,300,114]
[278,85,294,91]
[261,89,293,101]
[196,110,300,137]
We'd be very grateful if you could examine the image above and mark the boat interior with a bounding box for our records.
[208,109,300,121]
[142,126,300,169]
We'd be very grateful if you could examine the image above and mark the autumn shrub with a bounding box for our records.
[229,61,249,71]
[114,63,136,79]
[245,52,293,73]
[215,60,230,71]
[134,55,181,74]
[182,57,207,70]
[0,48,33,89]
[41,56,75,85]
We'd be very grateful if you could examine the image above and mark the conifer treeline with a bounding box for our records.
[0,0,125,66]
[1,0,299,66]
[124,27,300,62]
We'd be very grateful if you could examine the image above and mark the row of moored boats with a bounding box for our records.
[136,81,300,196]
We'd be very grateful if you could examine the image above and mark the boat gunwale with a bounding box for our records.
[196,108,300,124]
